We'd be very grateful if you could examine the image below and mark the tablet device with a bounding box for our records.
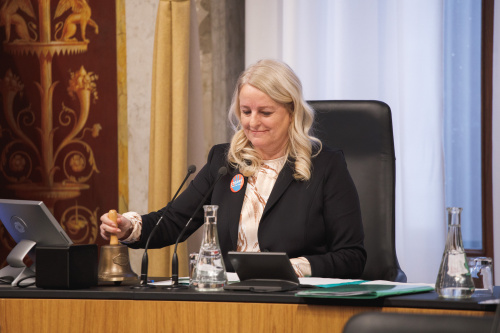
[224,251,300,292]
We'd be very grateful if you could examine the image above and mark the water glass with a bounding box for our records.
[471,257,494,294]
[189,252,198,284]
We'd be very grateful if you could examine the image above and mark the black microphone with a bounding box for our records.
[132,164,196,289]
[166,166,228,289]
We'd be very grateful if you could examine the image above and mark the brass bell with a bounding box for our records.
[98,210,138,285]
[98,244,138,285]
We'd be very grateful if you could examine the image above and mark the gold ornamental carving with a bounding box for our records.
[0,0,100,238]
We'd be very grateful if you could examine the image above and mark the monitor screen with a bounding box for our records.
[0,199,73,247]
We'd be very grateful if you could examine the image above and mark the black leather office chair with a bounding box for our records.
[342,312,496,333]
[310,100,406,282]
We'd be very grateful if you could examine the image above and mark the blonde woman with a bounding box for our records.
[100,59,366,278]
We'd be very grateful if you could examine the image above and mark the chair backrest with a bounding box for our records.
[309,100,406,282]
[342,312,495,333]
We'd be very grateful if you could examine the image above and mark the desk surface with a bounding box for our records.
[0,283,498,311]
[0,284,498,333]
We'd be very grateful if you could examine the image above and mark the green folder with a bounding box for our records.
[295,283,434,299]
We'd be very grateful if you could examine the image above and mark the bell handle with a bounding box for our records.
[109,209,119,245]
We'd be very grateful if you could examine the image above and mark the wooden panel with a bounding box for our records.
[480,0,494,261]
[0,299,491,333]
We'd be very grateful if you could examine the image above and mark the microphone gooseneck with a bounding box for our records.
[168,166,228,288]
[133,165,196,289]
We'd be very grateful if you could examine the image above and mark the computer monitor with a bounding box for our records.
[0,199,73,286]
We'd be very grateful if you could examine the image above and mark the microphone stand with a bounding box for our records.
[165,166,227,289]
[131,165,196,289]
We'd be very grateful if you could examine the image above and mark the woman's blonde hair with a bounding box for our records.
[227,59,321,181]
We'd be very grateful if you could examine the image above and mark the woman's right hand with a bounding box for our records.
[99,212,132,241]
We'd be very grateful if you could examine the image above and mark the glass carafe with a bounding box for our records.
[435,207,475,298]
[190,205,227,291]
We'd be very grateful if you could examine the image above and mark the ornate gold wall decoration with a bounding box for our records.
[1,0,99,210]
[60,203,98,243]
[54,0,98,42]
[0,0,125,265]
[0,0,37,43]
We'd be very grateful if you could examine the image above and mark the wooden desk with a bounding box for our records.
[0,285,497,333]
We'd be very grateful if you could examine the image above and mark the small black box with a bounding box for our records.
[36,244,98,289]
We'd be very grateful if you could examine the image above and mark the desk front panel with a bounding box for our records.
[0,298,492,333]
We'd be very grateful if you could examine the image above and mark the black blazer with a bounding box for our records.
[129,144,366,278]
